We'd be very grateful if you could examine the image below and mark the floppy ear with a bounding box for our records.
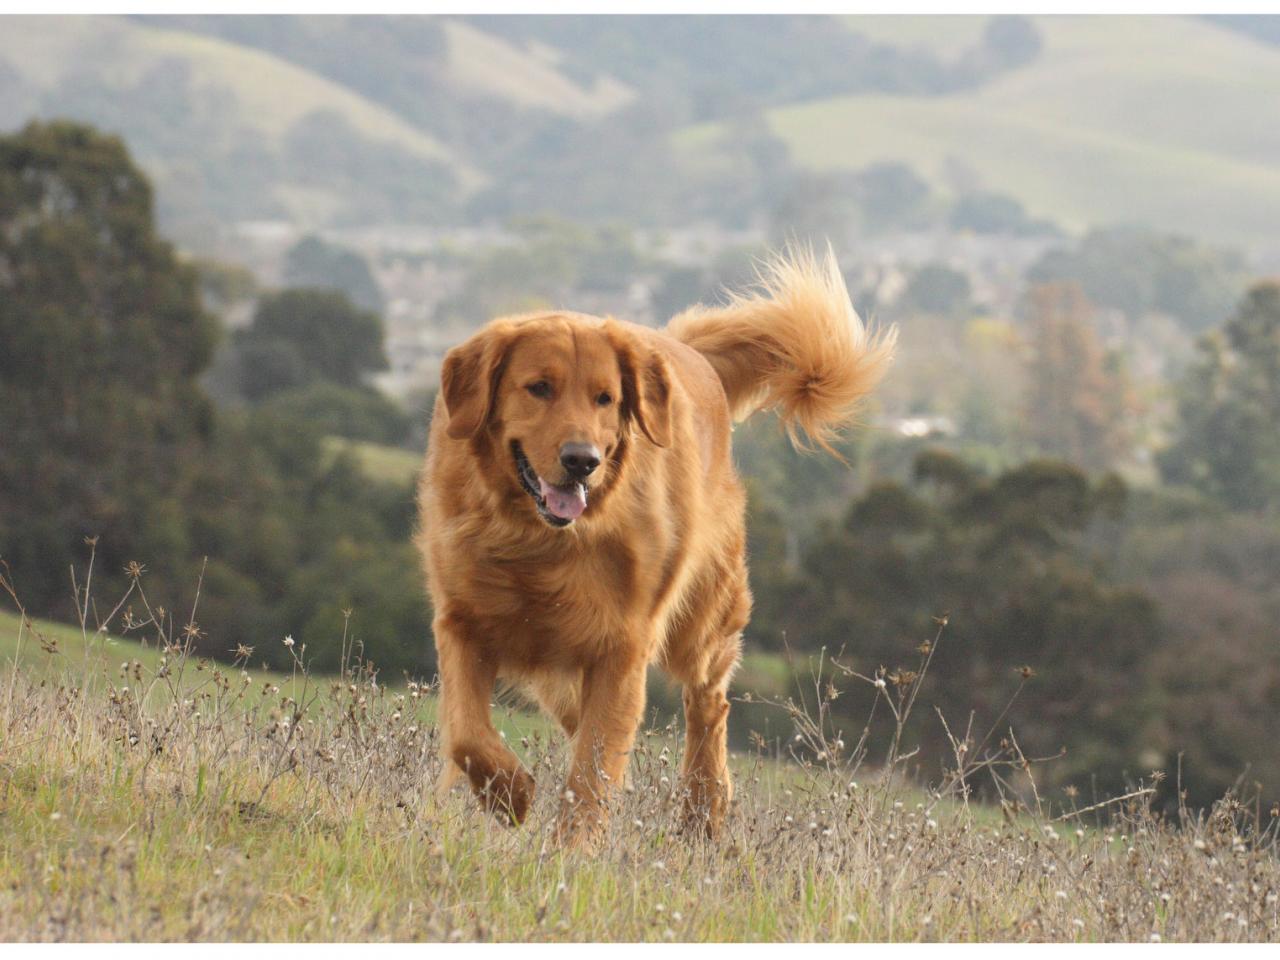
[615,335,673,448]
[440,327,511,440]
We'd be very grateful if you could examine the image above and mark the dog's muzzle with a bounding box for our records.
[512,442,587,527]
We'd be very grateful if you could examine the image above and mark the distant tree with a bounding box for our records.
[726,109,792,186]
[234,289,388,401]
[903,264,972,316]
[1021,282,1133,470]
[769,171,862,248]
[1147,569,1280,808]
[853,162,932,232]
[1028,227,1248,332]
[283,234,383,313]
[650,266,708,323]
[955,317,1028,450]
[980,15,1043,68]
[437,220,654,325]
[950,190,1059,236]
[789,453,1160,793]
[0,121,218,610]
[0,120,433,676]
[951,16,1044,86]
[1159,282,1280,510]
[913,447,978,499]
[508,217,644,293]
[193,257,259,311]
[257,382,412,446]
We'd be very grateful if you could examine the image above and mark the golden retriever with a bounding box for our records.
[415,248,895,845]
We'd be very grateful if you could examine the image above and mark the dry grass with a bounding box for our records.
[1,561,1278,942]
[678,17,1280,246]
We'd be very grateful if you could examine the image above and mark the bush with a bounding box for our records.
[257,382,412,446]
[763,453,1163,795]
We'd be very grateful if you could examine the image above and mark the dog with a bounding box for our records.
[415,247,895,845]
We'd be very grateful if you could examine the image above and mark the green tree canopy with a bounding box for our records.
[1159,282,1280,510]
[234,289,388,401]
[1021,282,1133,471]
[283,234,383,313]
[0,120,218,607]
[1027,227,1248,332]
[853,161,931,232]
[0,120,432,677]
[903,263,972,316]
[783,452,1159,793]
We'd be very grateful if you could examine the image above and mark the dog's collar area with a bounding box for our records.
[511,441,578,528]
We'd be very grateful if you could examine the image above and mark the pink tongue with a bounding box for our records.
[538,478,587,520]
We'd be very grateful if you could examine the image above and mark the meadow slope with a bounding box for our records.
[0,15,480,227]
[2,602,1278,941]
[681,16,1280,246]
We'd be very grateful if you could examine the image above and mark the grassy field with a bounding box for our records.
[441,19,634,120]
[322,436,423,488]
[2,597,1278,941]
[0,604,563,750]
[680,16,1280,246]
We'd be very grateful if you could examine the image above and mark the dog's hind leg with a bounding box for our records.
[527,670,583,739]
[435,757,462,799]
[660,558,749,839]
[679,631,742,837]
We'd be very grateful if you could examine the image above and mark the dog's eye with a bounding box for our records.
[596,392,613,407]
[526,381,552,399]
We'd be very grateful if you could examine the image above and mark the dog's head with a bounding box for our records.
[440,313,672,528]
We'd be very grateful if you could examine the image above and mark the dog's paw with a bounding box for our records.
[679,805,723,840]
[552,798,607,853]
[473,765,535,826]
[552,816,603,855]
[680,780,731,839]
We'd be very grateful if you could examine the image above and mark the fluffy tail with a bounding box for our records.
[667,246,897,454]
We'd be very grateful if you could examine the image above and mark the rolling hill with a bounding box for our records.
[440,19,633,119]
[3,14,1278,251]
[0,17,459,165]
[0,15,478,235]
[681,16,1280,246]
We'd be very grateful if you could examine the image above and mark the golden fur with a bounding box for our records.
[415,247,896,845]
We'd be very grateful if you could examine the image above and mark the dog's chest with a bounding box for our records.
[470,537,651,664]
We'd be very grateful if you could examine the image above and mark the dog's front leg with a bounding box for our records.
[555,652,647,848]
[436,624,534,825]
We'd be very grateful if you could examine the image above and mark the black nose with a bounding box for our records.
[559,443,601,479]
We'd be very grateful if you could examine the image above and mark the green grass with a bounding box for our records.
[0,602,563,756]
[3,559,1275,940]
[2,633,1276,941]
[678,16,1280,245]
[0,607,168,683]
[3,582,1278,940]
[323,437,423,488]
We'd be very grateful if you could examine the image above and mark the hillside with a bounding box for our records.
[4,15,1279,250]
[681,16,1280,246]
[0,16,476,236]
[439,19,633,118]
[0,17,459,164]
[4,599,1277,941]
